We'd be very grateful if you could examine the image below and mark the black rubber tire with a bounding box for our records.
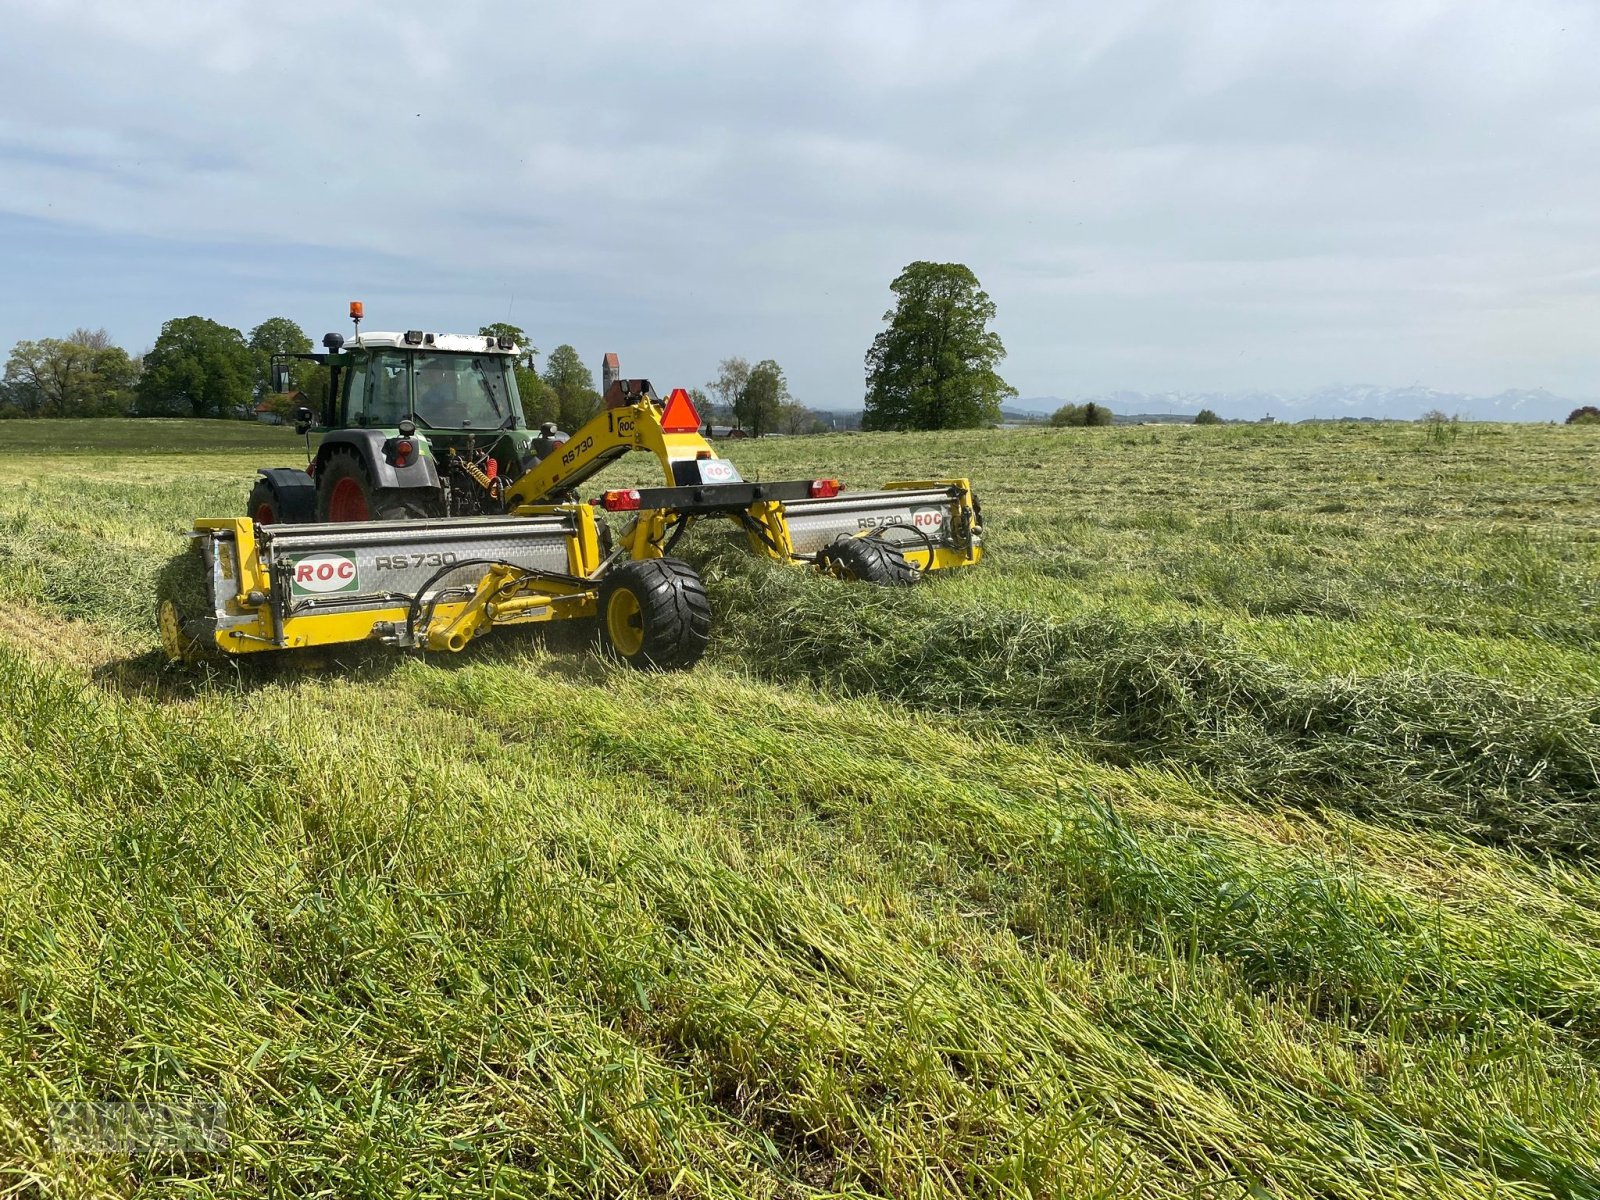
[247,478,285,525]
[315,450,439,522]
[597,558,711,671]
[815,536,919,586]
[155,540,223,665]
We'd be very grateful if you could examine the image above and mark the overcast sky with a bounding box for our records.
[2,0,1597,406]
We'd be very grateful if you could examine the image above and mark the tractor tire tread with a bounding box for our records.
[316,448,438,522]
[247,479,281,525]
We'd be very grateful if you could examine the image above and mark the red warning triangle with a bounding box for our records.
[660,387,702,433]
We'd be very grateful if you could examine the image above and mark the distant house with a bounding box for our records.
[255,390,305,425]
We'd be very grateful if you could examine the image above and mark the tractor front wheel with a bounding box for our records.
[597,558,710,671]
[248,478,285,525]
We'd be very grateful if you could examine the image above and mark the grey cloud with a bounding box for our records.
[1,0,1597,405]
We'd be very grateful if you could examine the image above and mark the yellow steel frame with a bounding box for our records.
[504,401,714,509]
[498,395,982,575]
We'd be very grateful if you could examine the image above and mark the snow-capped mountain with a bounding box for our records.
[1013,386,1584,423]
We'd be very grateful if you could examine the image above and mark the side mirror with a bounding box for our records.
[271,364,291,393]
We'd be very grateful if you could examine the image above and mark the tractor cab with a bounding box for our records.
[256,307,563,524]
[317,332,536,473]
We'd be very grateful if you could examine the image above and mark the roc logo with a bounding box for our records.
[289,553,359,597]
[910,505,947,530]
[701,458,738,483]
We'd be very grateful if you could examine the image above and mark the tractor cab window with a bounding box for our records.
[339,359,368,427]
[357,354,410,428]
[413,353,518,431]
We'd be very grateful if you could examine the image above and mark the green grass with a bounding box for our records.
[1,417,1599,1198]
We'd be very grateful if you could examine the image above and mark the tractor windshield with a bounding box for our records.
[412,353,521,431]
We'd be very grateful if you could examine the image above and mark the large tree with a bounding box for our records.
[1,329,138,417]
[479,323,538,368]
[863,261,1015,431]
[137,316,255,418]
[479,324,550,423]
[736,359,790,437]
[541,344,599,431]
[247,316,312,394]
[707,357,752,428]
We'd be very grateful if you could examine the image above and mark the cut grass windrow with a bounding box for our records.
[696,548,1600,860]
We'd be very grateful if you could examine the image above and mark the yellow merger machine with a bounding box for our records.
[159,305,982,670]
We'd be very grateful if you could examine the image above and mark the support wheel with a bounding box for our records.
[154,541,223,665]
[815,536,919,586]
[315,451,439,522]
[597,558,710,671]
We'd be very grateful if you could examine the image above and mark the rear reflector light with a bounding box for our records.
[809,478,841,498]
[660,387,702,433]
[601,488,641,511]
[393,439,414,466]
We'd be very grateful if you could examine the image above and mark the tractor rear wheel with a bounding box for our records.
[815,536,919,586]
[597,558,710,671]
[316,451,437,522]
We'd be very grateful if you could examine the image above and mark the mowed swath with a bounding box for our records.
[0,417,1597,1198]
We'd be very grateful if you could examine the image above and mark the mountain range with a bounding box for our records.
[1010,385,1587,423]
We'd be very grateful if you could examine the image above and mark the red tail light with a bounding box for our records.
[392,439,414,467]
[809,478,841,498]
[601,488,641,511]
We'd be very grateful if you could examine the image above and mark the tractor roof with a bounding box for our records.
[351,332,519,355]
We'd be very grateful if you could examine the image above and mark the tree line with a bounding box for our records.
[0,316,836,435]
[3,260,1027,432]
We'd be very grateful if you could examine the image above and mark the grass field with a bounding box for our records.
[1,416,1598,1198]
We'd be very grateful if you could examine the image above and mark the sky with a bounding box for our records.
[1,0,1598,409]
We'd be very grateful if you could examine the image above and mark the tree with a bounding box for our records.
[247,317,313,395]
[479,323,538,369]
[1050,401,1113,427]
[137,316,255,418]
[1,329,138,417]
[776,400,825,435]
[1565,405,1600,425]
[863,261,1015,431]
[1194,408,1222,425]
[542,344,599,431]
[737,359,789,437]
[707,357,751,428]
[688,388,714,431]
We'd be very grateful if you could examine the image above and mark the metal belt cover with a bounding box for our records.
[257,516,576,610]
[777,488,960,556]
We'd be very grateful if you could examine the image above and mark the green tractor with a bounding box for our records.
[253,304,567,525]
